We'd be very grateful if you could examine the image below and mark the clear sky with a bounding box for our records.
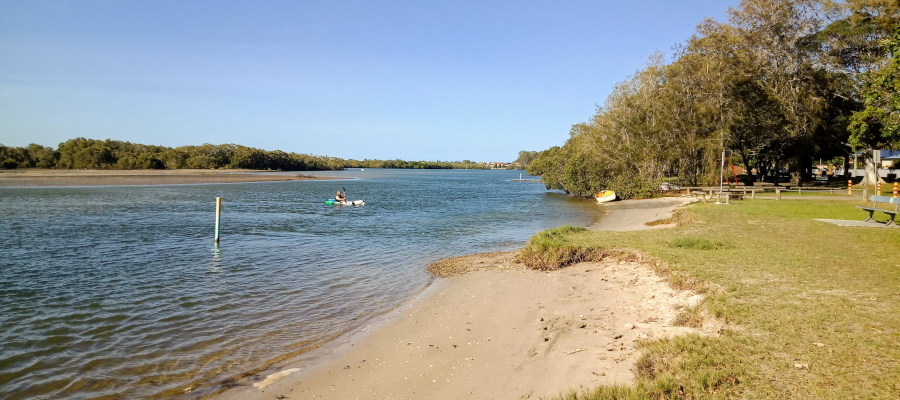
[0,0,739,162]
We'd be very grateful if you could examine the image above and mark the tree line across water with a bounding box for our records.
[0,138,493,171]
[526,0,900,199]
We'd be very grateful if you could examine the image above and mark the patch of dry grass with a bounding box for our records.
[545,199,900,399]
[426,251,521,278]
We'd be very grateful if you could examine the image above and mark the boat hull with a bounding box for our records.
[325,199,365,206]
[595,191,616,203]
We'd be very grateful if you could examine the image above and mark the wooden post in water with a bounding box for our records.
[520,173,522,180]
[215,197,222,244]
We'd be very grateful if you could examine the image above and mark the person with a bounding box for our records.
[335,190,346,202]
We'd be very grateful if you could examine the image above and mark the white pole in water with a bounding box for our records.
[215,197,222,244]
[520,173,522,180]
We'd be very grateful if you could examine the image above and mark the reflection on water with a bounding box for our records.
[0,169,601,399]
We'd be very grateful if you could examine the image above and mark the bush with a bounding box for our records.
[1,159,18,169]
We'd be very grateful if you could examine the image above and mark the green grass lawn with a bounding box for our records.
[547,199,900,399]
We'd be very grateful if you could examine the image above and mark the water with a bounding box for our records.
[0,169,601,399]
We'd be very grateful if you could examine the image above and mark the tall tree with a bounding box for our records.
[849,28,900,184]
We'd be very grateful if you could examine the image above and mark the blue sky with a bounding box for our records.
[0,0,738,162]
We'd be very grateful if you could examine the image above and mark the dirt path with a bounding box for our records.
[588,197,694,231]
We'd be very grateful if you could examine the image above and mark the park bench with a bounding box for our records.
[857,195,900,226]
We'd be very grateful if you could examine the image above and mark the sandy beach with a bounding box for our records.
[0,169,341,186]
[214,197,711,400]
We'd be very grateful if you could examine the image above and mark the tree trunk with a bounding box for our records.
[858,150,884,186]
[842,155,850,179]
[772,160,780,186]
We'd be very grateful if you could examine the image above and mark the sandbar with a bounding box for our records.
[0,169,343,187]
[215,199,711,399]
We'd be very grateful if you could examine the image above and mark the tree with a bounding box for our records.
[848,27,900,184]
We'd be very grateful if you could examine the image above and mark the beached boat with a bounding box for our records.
[595,190,616,203]
[325,199,365,206]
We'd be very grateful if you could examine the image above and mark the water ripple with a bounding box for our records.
[0,169,601,399]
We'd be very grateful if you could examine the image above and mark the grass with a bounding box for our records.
[667,237,726,250]
[541,198,900,399]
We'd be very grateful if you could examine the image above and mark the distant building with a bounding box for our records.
[881,150,900,168]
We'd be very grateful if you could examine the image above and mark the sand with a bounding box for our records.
[0,169,341,186]
[588,197,694,231]
[214,197,709,400]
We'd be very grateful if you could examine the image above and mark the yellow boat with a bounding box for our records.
[595,190,616,203]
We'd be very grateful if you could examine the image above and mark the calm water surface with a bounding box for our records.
[0,169,601,399]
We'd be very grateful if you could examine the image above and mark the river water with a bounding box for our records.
[0,169,602,399]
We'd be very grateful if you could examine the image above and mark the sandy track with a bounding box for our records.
[589,197,694,231]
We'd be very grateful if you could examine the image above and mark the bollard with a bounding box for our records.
[877,181,882,195]
[894,182,898,198]
[215,197,222,244]
[725,193,731,204]
[848,180,852,195]
[751,190,756,199]
[776,188,781,200]
[863,188,868,200]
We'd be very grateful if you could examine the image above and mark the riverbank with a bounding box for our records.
[214,198,703,399]
[0,169,342,186]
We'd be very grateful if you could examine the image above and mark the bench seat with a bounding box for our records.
[856,195,900,226]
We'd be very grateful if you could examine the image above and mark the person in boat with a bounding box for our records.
[335,190,346,202]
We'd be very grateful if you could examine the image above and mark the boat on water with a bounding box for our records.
[325,199,366,206]
[595,190,616,203]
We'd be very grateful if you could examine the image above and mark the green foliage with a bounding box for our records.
[517,226,599,271]
[0,143,59,169]
[848,27,900,151]
[530,1,900,195]
[0,138,493,171]
[514,150,539,168]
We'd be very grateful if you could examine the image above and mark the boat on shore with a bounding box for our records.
[595,190,616,203]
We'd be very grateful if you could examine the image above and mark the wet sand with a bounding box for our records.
[0,169,342,186]
[215,198,708,400]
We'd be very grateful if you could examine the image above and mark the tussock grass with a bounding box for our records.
[544,198,900,399]
[671,304,705,328]
[668,237,726,250]
[645,217,675,226]
[517,226,621,270]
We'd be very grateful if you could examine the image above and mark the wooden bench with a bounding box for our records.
[692,191,708,203]
[857,195,900,226]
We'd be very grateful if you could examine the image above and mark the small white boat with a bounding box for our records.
[595,190,616,203]
[325,199,365,206]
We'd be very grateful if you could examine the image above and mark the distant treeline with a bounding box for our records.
[0,138,491,171]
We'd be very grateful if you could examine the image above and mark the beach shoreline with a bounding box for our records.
[0,169,345,187]
[212,197,703,400]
